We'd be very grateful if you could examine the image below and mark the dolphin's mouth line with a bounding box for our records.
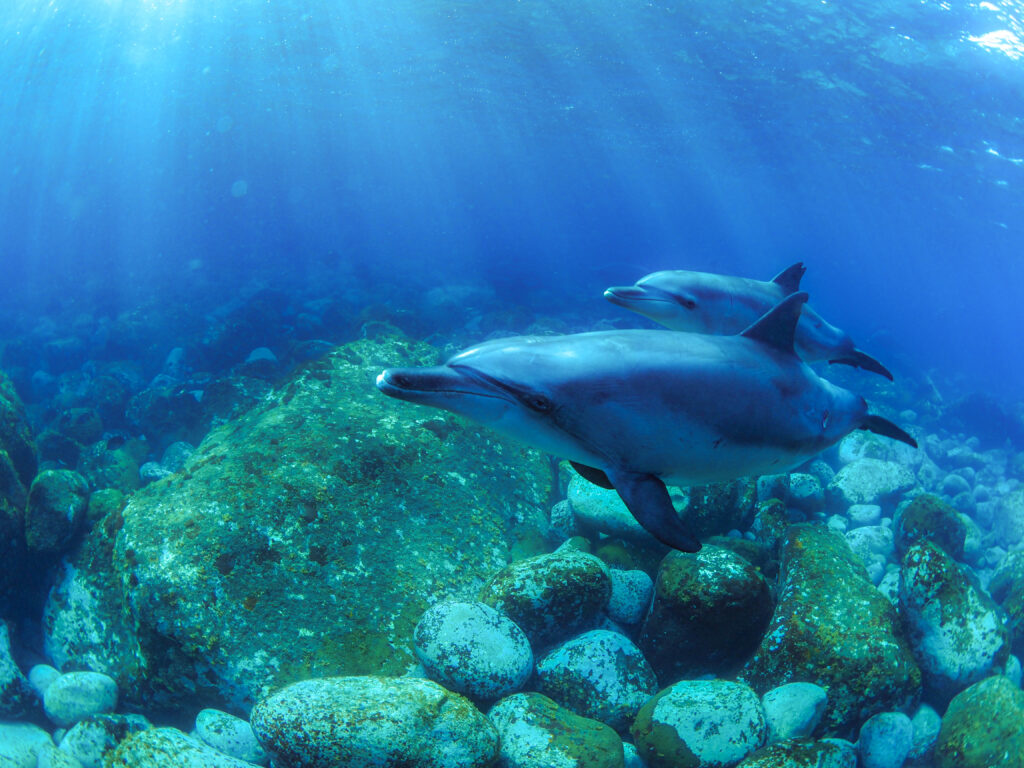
[604,287,675,304]
[376,369,516,403]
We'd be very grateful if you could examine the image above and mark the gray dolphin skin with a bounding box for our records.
[604,263,894,380]
[376,293,915,552]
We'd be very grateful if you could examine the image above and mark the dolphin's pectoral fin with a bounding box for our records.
[827,349,894,381]
[607,469,701,552]
[770,262,806,294]
[860,414,918,448]
[740,292,807,355]
[569,461,614,490]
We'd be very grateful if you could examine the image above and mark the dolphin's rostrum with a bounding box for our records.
[604,263,894,380]
[376,293,915,552]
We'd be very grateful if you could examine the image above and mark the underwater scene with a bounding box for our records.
[1,0,1024,766]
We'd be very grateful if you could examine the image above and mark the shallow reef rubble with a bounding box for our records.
[1,329,1024,767]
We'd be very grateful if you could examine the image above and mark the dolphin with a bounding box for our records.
[375,293,915,553]
[604,263,894,380]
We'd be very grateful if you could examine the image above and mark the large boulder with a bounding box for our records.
[639,546,773,683]
[893,494,966,560]
[899,541,1010,702]
[827,459,914,508]
[0,370,37,609]
[105,337,552,709]
[934,675,1024,768]
[741,524,920,736]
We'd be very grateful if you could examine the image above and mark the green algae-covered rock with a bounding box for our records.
[686,478,758,539]
[934,675,1024,768]
[737,738,856,767]
[110,336,552,708]
[631,679,766,768]
[105,727,257,767]
[25,469,89,557]
[899,541,1010,702]
[252,676,498,768]
[990,551,1024,656]
[480,549,611,650]
[893,494,966,560]
[0,370,37,505]
[741,524,920,736]
[489,691,624,768]
[76,437,147,493]
[639,545,773,683]
[41,513,145,699]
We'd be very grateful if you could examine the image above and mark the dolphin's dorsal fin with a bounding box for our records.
[740,291,808,354]
[770,262,806,294]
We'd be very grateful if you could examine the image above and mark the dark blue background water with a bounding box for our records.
[1,0,1021,398]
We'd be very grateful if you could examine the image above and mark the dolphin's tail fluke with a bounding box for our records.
[828,348,894,381]
[860,414,917,448]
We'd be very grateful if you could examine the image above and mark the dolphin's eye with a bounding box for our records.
[821,409,831,430]
[524,394,553,413]
[677,296,697,310]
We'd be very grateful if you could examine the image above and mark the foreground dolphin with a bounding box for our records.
[376,293,915,552]
[604,263,894,380]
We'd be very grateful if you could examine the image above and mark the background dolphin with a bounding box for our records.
[604,263,894,380]
[376,293,915,552]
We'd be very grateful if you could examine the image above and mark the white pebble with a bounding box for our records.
[28,664,61,697]
[43,671,118,728]
[858,711,913,768]
[195,709,268,765]
[608,569,654,625]
[761,681,827,742]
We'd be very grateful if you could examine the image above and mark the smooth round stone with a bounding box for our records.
[37,742,85,768]
[29,664,61,697]
[106,728,257,767]
[414,601,533,700]
[907,703,941,762]
[44,671,118,728]
[488,692,624,768]
[536,630,658,732]
[59,714,151,768]
[761,682,828,742]
[251,676,499,768]
[0,721,53,768]
[632,679,766,767]
[194,709,267,765]
[858,711,913,768]
[848,504,882,528]
[607,569,654,625]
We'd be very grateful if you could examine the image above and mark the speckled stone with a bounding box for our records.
[900,542,1009,702]
[742,525,920,737]
[640,545,772,682]
[787,473,824,512]
[632,679,766,768]
[43,671,118,728]
[858,712,912,768]
[847,504,882,528]
[58,714,151,768]
[414,601,533,700]
[828,459,915,508]
[536,630,657,732]
[104,727,256,767]
[488,692,624,768]
[250,675,499,768]
[894,494,966,560]
[607,569,653,625]
[934,675,1024,768]
[480,549,611,649]
[736,738,857,767]
[993,487,1024,546]
[37,742,86,768]
[761,682,827,742]
[194,708,267,765]
[0,621,35,717]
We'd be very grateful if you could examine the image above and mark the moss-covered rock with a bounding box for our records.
[105,726,260,767]
[489,691,624,768]
[111,336,552,708]
[686,478,758,539]
[0,370,37,501]
[480,549,611,650]
[25,469,89,557]
[989,551,1024,656]
[899,542,1009,702]
[894,494,966,560]
[631,679,766,768]
[934,675,1024,768]
[741,524,920,737]
[56,408,103,445]
[251,676,498,768]
[736,738,856,767]
[639,545,773,683]
[77,437,147,493]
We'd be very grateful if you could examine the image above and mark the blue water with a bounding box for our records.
[0,0,1021,398]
